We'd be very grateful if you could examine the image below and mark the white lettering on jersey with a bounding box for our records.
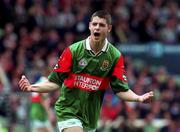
[74,75,102,91]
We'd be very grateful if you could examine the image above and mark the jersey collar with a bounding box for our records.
[85,37,109,52]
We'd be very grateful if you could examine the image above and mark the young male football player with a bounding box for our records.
[19,10,153,132]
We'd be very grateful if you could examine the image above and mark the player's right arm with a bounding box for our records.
[19,47,73,93]
[19,75,59,93]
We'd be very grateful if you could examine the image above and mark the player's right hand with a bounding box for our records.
[19,75,32,92]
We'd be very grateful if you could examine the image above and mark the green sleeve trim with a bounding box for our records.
[110,77,129,93]
[48,72,68,87]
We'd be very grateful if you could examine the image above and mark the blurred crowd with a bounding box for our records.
[0,0,179,132]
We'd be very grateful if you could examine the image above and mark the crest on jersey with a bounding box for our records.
[100,60,109,71]
[79,58,87,67]
[123,74,127,82]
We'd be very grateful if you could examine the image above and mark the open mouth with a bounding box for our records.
[94,32,100,37]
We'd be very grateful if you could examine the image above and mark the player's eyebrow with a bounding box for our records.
[92,22,106,27]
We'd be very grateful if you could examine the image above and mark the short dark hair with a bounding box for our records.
[91,10,112,24]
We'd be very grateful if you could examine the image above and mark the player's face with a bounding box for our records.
[89,16,112,43]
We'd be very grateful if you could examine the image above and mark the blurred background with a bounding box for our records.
[0,0,179,132]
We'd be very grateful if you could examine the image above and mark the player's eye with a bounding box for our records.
[92,23,97,26]
[99,23,105,27]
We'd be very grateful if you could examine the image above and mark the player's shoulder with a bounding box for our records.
[108,42,121,57]
[69,40,85,52]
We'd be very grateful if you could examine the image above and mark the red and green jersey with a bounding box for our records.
[30,92,48,121]
[30,77,48,121]
[48,37,129,129]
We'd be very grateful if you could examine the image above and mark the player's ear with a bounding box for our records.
[89,22,91,30]
[108,24,112,32]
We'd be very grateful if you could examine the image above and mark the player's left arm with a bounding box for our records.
[111,54,153,103]
[116,89,154,103]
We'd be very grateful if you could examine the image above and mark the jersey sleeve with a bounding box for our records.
[110,55,129,93]
[48,47,72,86]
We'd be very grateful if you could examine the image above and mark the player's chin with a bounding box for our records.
[93,37,101,42]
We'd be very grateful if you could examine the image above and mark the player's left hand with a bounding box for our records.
[138,91,154,103]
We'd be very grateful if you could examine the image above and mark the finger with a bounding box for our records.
[143,93,153,103]
[22,82,31,91]
[19,79,25,88]
[19,80,29,91]
[21,83,28,91]
[19,79,27,87]
[22,75,26,79]
[19,76,30,90]
[19,76,27,85]
[145,92,153,98]
[19,78,24,84]
[21,75,28,82]
[19,82,27,91]
[145,93,153,103]
[149,91,154,96]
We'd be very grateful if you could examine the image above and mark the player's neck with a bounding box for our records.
[90,39,105,54]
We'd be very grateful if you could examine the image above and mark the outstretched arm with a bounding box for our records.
[116,89,154,103]
[19,75,59,93]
